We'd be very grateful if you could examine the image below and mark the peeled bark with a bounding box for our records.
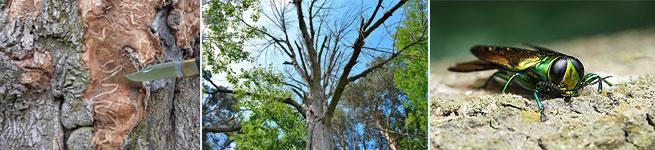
[0,0,200,149]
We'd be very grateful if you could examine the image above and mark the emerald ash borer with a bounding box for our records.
[448,44,613,122]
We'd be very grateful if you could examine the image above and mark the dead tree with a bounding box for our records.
[244,0,425,149]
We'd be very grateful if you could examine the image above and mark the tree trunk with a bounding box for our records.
[306,86,334,150]
[336,126,347,150]
[375,120,398,150]
[307,112,333,150]
[0,0,86,149]
[0,0,200,149]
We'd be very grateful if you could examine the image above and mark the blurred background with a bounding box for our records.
[430,1,655,67]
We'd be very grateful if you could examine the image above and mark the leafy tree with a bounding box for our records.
[391,0,429,149]
[229,67,306,149]
[336,57,426,150]
[202,0,262,76]
[202,1,307,149]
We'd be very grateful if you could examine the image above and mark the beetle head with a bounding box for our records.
[549,56,585,94]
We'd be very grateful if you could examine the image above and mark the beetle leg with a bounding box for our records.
[586,73,614,93]
[592,73,604,93]
[502,73,518,94]
[584,73,603,93]
[534,90,547,122]
[599,77,603,93]
[598,75,614,93]
[585,73,599,82]
[480,71,501,89]
[603,77,614,86]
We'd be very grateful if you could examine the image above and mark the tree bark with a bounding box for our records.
[375,120,398,150]
[306,85,334,150]
[0,0,85,149]
[0,0,200,149]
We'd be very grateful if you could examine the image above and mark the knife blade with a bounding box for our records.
[125,58,199,81]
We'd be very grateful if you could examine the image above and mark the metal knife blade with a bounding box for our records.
[125,59,199,81]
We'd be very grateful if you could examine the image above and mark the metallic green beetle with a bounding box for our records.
[448,44,613,121]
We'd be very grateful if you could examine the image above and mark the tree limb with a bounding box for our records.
[202,75,306,118]
[293,0,321,84]
[325,0,408,123]
[348,40,425,82]
[204,125,242,133]
[363,0,407,38]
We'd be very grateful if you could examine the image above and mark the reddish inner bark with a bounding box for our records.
[172,0,200,48]
[4,0,41,19]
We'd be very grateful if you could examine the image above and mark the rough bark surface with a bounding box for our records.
[307,112,331,149]
[306,88,334,150]
[0,0,199,149]
[0,0,84,149]
[124,1,200,149]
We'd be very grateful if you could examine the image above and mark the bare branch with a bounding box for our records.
[363,0,383,30]
[348,40,425,82]
[326,0,408,122]
[293,0,321,83]
[295,41,311,81]
[363,0,407,37]
[204,125,242,133]
[202,74,306,118]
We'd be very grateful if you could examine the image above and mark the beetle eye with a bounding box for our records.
[549,56,586,85]
[549,57,568,84]
[569,57,585,80]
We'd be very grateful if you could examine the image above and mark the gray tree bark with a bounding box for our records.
[0,0,86,149]
[306,85,334,150]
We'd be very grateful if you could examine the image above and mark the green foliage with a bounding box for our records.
[392,0,428,148]
[229,66,306,149]
[203,1,306,149]
[339,57,425,149]
[202,0,264,76]
[342,61,400,124]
